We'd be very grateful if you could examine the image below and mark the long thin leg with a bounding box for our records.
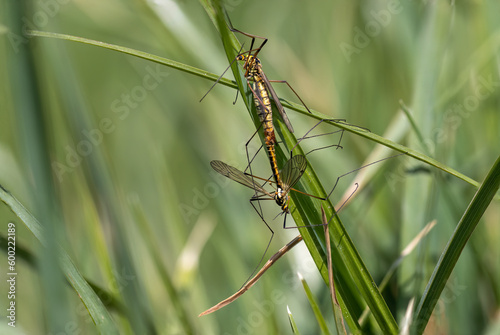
[267,79,313,115]
[266,80,371,135]
[322,153,404,202]
[288,118,371,157]
[227,16,268,73]
[282,182,358,230]
[238,197,276,288]
[247,120,346,168]
[290,119,346,157]
[198,234,303,316]
[246,119,346,193]
[282,153,404,229]
[229,27,268,61]
[200,44,246,102]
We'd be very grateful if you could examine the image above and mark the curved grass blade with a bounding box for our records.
[0,234,127,314]
[413,154,500,334]
[358,220,437,326]
[131,202,195,334]
[24,4,494,332]
[26,29,483,190]
[297,272,331,335]
[401,298,416,335]
[202,1,397,333]
[281,103,480,189]
[0,185,119,334]
[26,30,238,91]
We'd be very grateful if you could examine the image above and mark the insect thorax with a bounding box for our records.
[274,189,288,211]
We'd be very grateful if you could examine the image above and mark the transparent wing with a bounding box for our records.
[281,155,307,191]
[259,69,294,133]
[210,160,269,195]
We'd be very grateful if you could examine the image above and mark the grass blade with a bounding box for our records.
[26,30,237,90]
[287,306,302,335]
[414,154,500,333]
[298,272,331,335]
[0,185,119,334]
[358,220,437,326]
[201,1,397,333]
[25,29,482,190]
[131,202,196,334]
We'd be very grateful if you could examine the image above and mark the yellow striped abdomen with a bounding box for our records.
[252,78,283,189]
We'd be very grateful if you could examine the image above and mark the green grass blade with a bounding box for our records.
[280,104,479,188]
[399,100,428,155]
[25,30,481,190]
[201,1,397,333]
[199,0,364,331]
[413,154,500,334]
[26,30,238,90]
[0,185,119,334]
[131,202,195,334]
[24,2,491,333]
[298,272,331,335]
[287,306,302,335]
[6,2,72,330]
[0,233,126,315]
[358,220,437,327]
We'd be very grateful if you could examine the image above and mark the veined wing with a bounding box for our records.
[258,67,294,133]
[210,160,271,196]
[280,155,307,191]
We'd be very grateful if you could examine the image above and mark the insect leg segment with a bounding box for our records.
[229,26,268,61]
[231,196,275,288]
[290,119,348,158]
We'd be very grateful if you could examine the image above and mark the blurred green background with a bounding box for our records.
[1,0,499,334]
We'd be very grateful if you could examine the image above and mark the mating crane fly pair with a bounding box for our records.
[201,27,353,298]
[203,26,338,233]
[199,23,404,317]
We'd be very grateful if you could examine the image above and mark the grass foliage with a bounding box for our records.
[1,0,500,334]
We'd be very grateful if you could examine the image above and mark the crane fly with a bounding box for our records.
[211,151,404,236]
[200,25,353,192]
[211,154,327,286]
[210,146,404,307]
[229,29,360,187]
